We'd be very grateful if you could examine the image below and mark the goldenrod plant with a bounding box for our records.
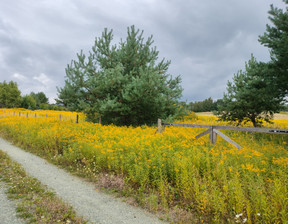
[0,109,287,223]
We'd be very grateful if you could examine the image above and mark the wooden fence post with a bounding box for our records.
[76,114,79,123]
[158,119,162,133]
[209,126,217,144]
[99,116,102,125]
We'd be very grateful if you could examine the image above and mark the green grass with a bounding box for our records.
[0,150,87,224]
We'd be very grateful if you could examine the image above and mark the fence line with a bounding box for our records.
[0,110,103,124]
[0,111,80,123]
[158,119,288,149]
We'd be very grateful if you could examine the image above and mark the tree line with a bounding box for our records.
[0,81,65,110]
[179,97,221,113]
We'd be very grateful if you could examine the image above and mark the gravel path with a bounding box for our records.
[0,137,166,224]
[0,183,24,224]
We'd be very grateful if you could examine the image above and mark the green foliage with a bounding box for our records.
[259,1,288,95]
[0,81,22,108]
[217,56,283,127]
[187,97,219,112]
[218,1,288,128]
[20,92,49,110]
[21,95,37,110]
[47,104,67,111]
[218,1,288,127]
[57,26,183,126]
[30,92,49,108]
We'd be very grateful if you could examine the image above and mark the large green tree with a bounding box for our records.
[217,56,283,127]
[0,81,22,108]
[57,26,182,125]
[259,1,288,96]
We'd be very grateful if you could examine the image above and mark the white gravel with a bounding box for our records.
[0,183,24,224]
[0,137,167,224]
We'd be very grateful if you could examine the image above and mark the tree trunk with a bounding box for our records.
[251,116,257,127]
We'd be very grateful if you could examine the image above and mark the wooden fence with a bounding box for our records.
[157,119,288,149]
[0,110,104,124]
[0,111,80,123]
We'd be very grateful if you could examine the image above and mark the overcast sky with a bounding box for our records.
[0,0,286,103]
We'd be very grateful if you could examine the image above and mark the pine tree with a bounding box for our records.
[217,56,283,127]
[57,26,182,125]
[259,1,288,96]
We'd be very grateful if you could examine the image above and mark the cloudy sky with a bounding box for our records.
[0,0,286,103]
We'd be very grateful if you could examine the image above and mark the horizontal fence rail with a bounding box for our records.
[158,119,288,149]
[161,122,288,134]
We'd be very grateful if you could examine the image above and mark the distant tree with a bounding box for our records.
[57,26,182,125]
[21,95,37,110]
[188,97,217,112]
[217,56,283,127]
[30,92,49,108]
[259,1,288,97]
[0,81,22,108]
[39,103,49,110]
[202,97,217,111]
[47,104,67,111]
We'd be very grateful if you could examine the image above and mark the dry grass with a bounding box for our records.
[274,112,288,120]
[195,112,215,117]
[97,173,125,190]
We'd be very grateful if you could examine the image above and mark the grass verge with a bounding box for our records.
[0,150,87,224]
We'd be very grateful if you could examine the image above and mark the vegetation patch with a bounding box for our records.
[0,109,288,223]
[0,150,87,224]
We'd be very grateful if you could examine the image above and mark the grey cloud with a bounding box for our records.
[0,0,284,102]
[0,17,73,102]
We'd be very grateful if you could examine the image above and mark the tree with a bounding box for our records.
[21,95,37,110]
[217,56,283,127]
[259,1,288,97]
[30,92,49,108]
[0,81,22,108]
[188,97,218,112]
[57,26,183,125]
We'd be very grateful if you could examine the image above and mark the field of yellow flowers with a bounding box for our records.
[0,108,287,223]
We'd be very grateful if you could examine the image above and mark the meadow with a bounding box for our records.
[0,108,287,223]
